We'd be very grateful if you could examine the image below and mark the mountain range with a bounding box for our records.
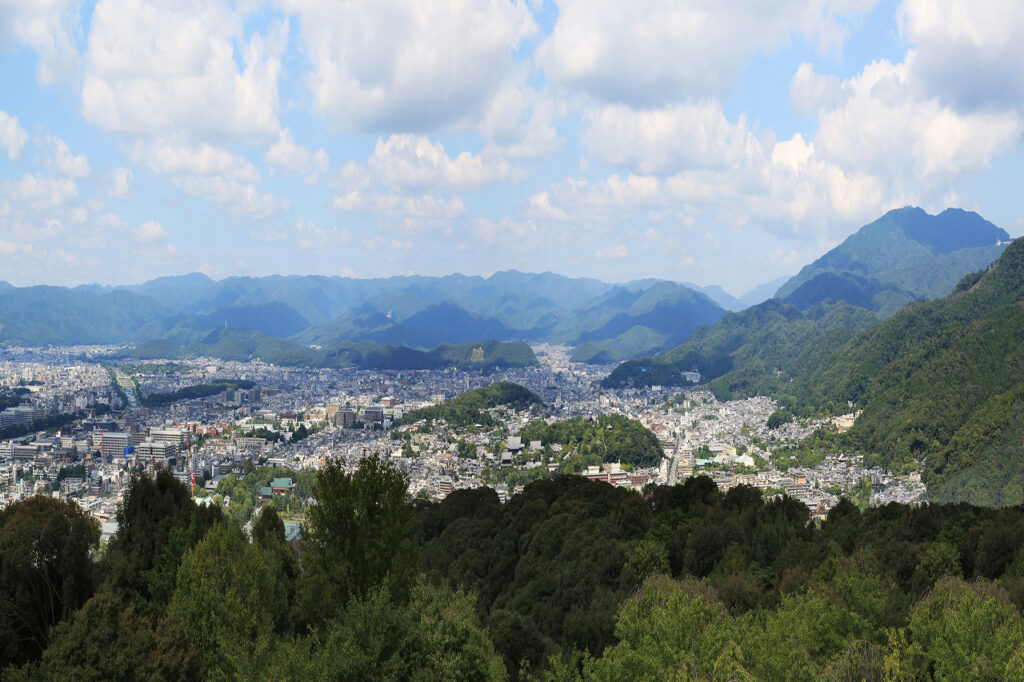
[0,267,747,362]
[604,206,1011,390]
[0,206,1011,378]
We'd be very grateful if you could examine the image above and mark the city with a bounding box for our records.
[0,342,925,537]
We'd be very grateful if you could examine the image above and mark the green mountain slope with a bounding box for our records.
[793,237,1024,504]
[116,328,537,371]
[776,207,1008,307]
[0,287,170,346]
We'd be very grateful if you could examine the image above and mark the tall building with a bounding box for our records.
[150,428,186,447]
[135,440,177,467]
[99,432,133,460]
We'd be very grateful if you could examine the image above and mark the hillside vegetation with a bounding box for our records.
[397,381,542,428]
[7,465,1024,679]
[116,330,539,371]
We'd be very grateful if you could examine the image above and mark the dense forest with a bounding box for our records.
[518,414,664,469]
[3,460,1023,680]
[398,381,542,428]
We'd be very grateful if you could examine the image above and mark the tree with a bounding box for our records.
[252,506,298,634]
[103,469,222,613]
[28,592,204,681]
[896,577,1024,680]
[302,455,417,621]
[0,497,99,668]
[267,580,507,681]
[167,523,276,681]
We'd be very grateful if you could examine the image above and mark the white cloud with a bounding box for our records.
[581,102,762,175]
[266,128,329,180]
[45,134,90,178]
[131,138,261,183]
[537,0,871,106]
[135,220,166,242]
[333,189,466,222]
[0,0,80,85]
[361,236,413,251]
[790,62,844,115]
[534,174,662,221]
[594,243,629,260]
[0,111,28,161]
[4,173,77,209]
[173,176,277,217]
[105,167,133,199]
[340,134,521,193]
[293,219,351,249]
[82,0,283,141]
[899,0,1024,112]
[289,0,537,132]
[813,58,1023,187]
[471,217,543,252]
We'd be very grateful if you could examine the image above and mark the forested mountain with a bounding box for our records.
[5,463,1024,679]
[775,206,1008,315]
[789,236,1024,505]
[115,329,539,371]
[604,300,878,393]
[0,270,725,360]
[607,206,1011,393]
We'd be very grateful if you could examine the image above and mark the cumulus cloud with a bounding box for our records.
[288,0,537,133]
[537,0,870,106]
[0,111,28,161]
[812,57,1023,187]
[581,102,762,175]
[594,243,629,260]
[334,190,466,233]
[130,138,261,183]
[173,176,278,217]
[0,0,80,85]
[4,173,77,209]
[135,220,166,242]
[45,134,90,178]
[266,129,329,181]
[790,62,845,115]
[293,219,351,250]
[105,167,133,199]
[82,0,283,141]
[339,134,522,193]
[899,0,1024,112]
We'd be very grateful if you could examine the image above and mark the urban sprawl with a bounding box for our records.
[0,344,925,540]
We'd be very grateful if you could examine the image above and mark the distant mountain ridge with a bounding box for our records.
[116,328,539,371]
[0,270,727,361]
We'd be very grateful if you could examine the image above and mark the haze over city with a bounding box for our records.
[2,0,1024,291]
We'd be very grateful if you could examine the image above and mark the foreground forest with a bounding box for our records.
[3,460,1024,680]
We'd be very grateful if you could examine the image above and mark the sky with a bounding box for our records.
[1,0,1023,295]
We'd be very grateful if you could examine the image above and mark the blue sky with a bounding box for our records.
[1,0,1022,294]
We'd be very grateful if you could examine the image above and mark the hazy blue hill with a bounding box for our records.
[569,325,671,364]
[737,274,792,308]
[362,301,519,349]
[776,206,1008,302]
[134,302,311,343]
[118,272,214,309]
[0,287,170,346]
[683,282,741,310]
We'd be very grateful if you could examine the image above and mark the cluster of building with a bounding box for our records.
[0,343,925,532]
